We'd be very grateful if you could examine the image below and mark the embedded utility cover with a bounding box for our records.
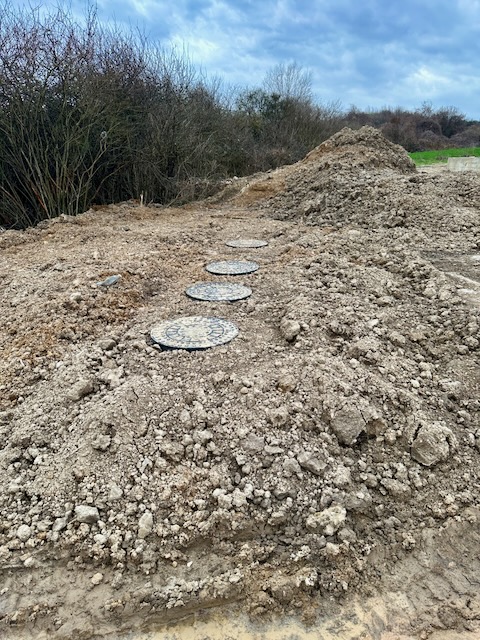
[186,282,252,301]
[225,239,268,248]
[150,316,238,349]
[205,260,259,275]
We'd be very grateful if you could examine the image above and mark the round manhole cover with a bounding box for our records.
[151,316,238,349]
[186,282,252,301]
[225,239,268,248]
[205,260,259,275]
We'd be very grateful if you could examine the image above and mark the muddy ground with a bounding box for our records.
[1,127,480,639]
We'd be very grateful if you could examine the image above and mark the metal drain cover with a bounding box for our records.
[226,239,268,248]
[151,316,238,349]
[186,282,252,301]
[205,260,259,275]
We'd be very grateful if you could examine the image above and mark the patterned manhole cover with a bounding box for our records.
[151,316,238,349]
[205,260,259,275]
[186,282,252,301]
[225,239,268,248]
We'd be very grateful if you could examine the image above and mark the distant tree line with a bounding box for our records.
[0,3,478,229]
[344,103,480,152]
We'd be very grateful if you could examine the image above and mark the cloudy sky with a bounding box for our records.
[12,0,480,118]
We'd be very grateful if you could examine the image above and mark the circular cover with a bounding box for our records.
[226,239,268,248]
[205,260,259,275]
[151,316,238,349]
[186,282,252,301]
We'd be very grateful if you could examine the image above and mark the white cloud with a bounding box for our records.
[170,34,220,63]
[409,66,450,93]
[129,0,153,18]
[8,0,480,118]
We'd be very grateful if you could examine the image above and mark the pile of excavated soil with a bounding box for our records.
[1,127,480,639]
[257,126,480,234]
[301,125,417,171]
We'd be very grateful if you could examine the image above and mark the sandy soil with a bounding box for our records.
[1,127,480,639]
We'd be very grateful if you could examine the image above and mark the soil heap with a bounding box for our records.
[1,126,480,639]
[253,126,480,234]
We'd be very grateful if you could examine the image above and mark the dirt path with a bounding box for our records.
[1,128,480,639]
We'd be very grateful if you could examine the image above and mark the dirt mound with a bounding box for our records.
[207,126,416,210]
[1,133,480,639]
[302,125,416,172]
[256,129,478,234]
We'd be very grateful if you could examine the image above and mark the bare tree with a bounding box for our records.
[263,61,313,102]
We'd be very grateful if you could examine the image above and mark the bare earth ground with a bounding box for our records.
[1,127,480,639]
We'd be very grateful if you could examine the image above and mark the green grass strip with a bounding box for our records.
[409,147,480,166]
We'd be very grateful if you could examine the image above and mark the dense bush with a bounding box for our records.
[0,5,241,227]
[0,5,343,229]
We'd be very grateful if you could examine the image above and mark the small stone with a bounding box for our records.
[269,576,296,603]
[381,478,411,498]
[277,374,297,392]
[264,444,284,455]
[108,484,123,501]
[325,542,341,557]
[16,524,31,542]
[280,318,301,342]
[331,464,351,487]
[241,433,265,453]
[96,274,121,287]
[389,331,406,346]
[212,371,226,385]
[337,527,357,543]
[75,505,100,524]
[268,511,288,526]
[423,284,437,299]
[91,435,111,451]
[330,405,366,445]
[305,505,347,536]
[282,457,302,478]
[273,480,296,500]
[297,451,326,476]
[179,409,191,425]
[98,338,117,351]
[213,489,233,509]
[348,337,381,363]
[69,291,83,303]
[52,516,69,532]
[91,572,104,586]
[138,511,154,538]
[192,429,213,444]
[68,379,94,401]
[160,440,185,462]
[366,417,387,437]
[384,429,397,445]
[231,489,248,508]
[345,488,378,513]
[268,406,290,427]
[411,422,456,467]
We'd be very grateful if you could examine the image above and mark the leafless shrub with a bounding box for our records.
[0,4,236,226]
[344,102,476,152]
